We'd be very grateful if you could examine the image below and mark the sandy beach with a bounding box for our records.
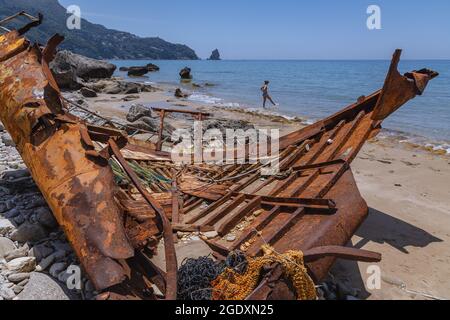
[77,84,450,300]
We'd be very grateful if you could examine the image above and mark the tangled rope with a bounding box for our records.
[177,256,224,300]
[211,245,317,301]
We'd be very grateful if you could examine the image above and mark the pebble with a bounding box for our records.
[0,219,16,236]
[17,272,75,300]
[17,279,29,287]
[202,231,218,239]
[0,284,16,300]
[1,133,15,147]
[29,244,54,262]
[35,207,57,229]
[0,237,16,258]
[226,235,237,242]
[3,208,21,219]
[6,257,36,273]
[49,262,67,278]
[7,273,30,283]
[10,221,47,243]
[13,285,24,294]
[253,209,264,217]
[4,246,29,262]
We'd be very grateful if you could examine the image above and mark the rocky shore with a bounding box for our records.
[0,125,97,301]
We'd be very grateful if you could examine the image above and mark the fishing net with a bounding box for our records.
[211,245,317,300]
[177,246,316,301]
[177,256,224,300]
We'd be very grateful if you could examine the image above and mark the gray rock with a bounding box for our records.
[50,51,116,89]
[0,237,16,259]
[179,67,192,79]
[126,104,153,122]
[202,231,219,239]
[226,235,237,242]
[0,202,7,213]
[29,243,54,262]
[4,208,21,219]
[80,87,98,98]
[4,246,29,262]
[13,285,24,294]
[208,49,221,61]
[1,133,15,147]
[146,63,160,72]
[17,272,76,300]
[122,94,140,102]
[0,121,4,132]
[7,273,30,283]
[51,241,72,254]
[35,252,56,272]
[0,219,15,236]
[49,262,67,278]
[0,284,16,300]
[127,66,149,77]
[6,257,36,273]
[175,88,189,98]
[35,207,57,229]
[1,169,30,181]
[17,279,29,287]
[10,222,47,243]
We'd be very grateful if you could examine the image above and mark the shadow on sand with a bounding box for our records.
[330,207,443,299]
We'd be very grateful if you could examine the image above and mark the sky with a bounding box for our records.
[58,0,450,60]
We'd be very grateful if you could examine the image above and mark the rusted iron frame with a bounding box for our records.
[217,196,262,236]
[108,139,178,300]
[184,168,263,224]
[171,169,181,224]
[232,193,336,210]
[325,110,366,161]
[0,11,42,34]
[63,97,158,137]
[211,162,348,256]
[299,120,346,166]
[152,107,210,151]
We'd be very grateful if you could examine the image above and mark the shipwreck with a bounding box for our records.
[0,13,439,300]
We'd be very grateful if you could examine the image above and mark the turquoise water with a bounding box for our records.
[112,59,450,152]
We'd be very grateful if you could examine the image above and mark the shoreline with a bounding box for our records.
[119,74,450,156]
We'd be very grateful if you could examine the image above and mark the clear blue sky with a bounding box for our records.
[59,0,450,60]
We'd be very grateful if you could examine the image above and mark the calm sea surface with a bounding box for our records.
[111,60,450,152]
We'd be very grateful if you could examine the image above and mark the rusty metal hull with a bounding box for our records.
[0,30,134,290]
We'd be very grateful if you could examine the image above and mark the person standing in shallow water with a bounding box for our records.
[261,81,277,108]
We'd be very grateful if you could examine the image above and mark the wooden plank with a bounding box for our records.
[217,196,262,236]
[204,194,247,227]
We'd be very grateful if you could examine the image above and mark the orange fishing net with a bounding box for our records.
[211,245,317,300]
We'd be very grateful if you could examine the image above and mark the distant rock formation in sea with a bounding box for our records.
[0,0,199,60]
[208,49,221,60]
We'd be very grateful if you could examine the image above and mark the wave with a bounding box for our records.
[378,129,450,155]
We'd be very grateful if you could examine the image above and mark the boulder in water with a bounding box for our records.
[179,67,192,80]
[208,49,221,61]
[127,66,149,77]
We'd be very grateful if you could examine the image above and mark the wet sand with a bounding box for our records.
[80,85,450,300]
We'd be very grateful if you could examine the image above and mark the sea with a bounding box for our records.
[111,59,450,154]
